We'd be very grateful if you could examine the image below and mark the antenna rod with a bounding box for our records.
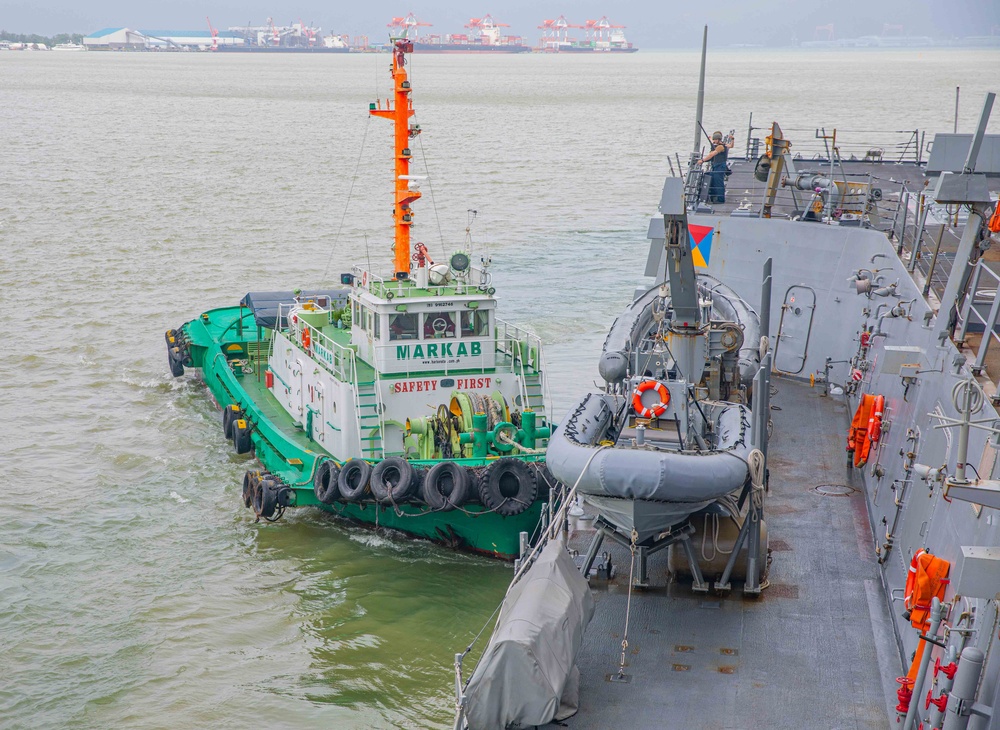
[693,25,708,155]
[954,86,960,134]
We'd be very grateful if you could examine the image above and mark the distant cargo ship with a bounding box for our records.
[536,16,638,53]
[388,13,531,53]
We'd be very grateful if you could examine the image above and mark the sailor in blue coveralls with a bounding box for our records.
[698,131,733,204]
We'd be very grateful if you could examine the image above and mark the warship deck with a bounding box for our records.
[548,378,898,729]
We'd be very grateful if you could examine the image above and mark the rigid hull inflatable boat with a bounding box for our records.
[548,179,766,551]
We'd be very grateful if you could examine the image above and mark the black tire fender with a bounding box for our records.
[533,462,557,499]
[313,460,341,504]
[233,419,253,455]
[222,404,242,440]
[168,351,185,378]
[370,457,416,504]
[479,458,537,516]
[254,477,278,519]
[337,459,372,502]
[421,462,471,511]
[242,471,258,508]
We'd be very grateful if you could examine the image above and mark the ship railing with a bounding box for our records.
[495,318,546,416]
[741,117,925,165]
[954,261,1000,377]
[277,303,359,383]
[352,263,493,297]
[889,183,971,302]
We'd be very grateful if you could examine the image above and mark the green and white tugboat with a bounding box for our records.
[165,39,552,560]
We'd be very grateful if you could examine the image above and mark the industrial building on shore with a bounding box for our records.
[83,28,245,50]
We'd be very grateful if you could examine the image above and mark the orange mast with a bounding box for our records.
[370,40,422,280]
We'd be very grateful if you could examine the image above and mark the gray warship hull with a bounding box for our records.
[451,51,1000,729]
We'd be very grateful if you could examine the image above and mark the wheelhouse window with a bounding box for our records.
[461,310,489,337]
[423,311,456,338]
[389,312,418,340]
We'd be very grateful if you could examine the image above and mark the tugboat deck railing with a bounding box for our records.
[351,263,493,300]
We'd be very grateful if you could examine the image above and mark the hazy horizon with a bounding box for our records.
[3,0,998,49]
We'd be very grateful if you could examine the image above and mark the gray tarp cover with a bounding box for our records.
[464,537,594,729]
[240,289,349,329]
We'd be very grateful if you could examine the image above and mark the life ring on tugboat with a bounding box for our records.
[302,327,311,350]
[632,379,670,419]
[478,458,537,517]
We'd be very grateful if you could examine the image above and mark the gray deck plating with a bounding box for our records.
[546,380,897,729]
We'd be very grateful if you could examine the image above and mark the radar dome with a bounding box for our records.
[428,264,452,286]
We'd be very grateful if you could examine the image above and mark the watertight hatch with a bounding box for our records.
[774,285,816,374]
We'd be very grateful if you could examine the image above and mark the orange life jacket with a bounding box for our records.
[904,548,950,630]
[902,549,950,681]
[847,394,885,467]
[848,394,873,452]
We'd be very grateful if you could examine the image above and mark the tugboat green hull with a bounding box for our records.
[170,305,547,561]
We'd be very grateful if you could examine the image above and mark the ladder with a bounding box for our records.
[354,376,385,460]
[522,372,547,416]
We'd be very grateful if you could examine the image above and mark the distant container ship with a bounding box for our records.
[536,16,638,53]
[388,13,531,53]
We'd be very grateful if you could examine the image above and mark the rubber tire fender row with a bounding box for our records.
[478,457,538,516]
[370,457,416,504]
[338,459,372,502]
[313,459,341,505]
[421,462,471,511]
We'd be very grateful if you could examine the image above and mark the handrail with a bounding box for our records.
[352,262,492,298]
[368,360,386,459]
[276,302,368,452]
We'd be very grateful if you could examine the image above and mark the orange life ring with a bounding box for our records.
[302,327,312,350]
[632,380,670,419]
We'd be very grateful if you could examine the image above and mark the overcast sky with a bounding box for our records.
[4,0,998,47]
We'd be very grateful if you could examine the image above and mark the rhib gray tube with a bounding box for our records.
[547,394,751,503]
[599,276,760,386]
